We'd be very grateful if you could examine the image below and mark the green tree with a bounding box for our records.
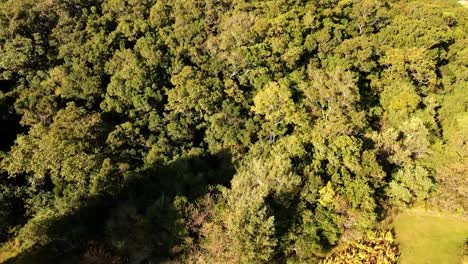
[386,165,433,207]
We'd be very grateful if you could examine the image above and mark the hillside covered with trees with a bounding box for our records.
[0,0,467,263]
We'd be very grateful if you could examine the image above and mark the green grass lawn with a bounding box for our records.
[393,211,468,264]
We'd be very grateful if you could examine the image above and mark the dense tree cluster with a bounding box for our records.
[0,0,466,263]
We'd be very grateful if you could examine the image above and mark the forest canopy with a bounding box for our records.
[0,0,467,263]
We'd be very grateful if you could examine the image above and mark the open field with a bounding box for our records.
[393,210,468,264]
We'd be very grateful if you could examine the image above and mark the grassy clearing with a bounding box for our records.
[393,210,468,264]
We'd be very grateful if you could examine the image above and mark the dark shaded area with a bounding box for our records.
[3,151,235,264]
[0,83,25,152]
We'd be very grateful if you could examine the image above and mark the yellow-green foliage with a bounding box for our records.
[321,231,398,264]
[0,0,466,262]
